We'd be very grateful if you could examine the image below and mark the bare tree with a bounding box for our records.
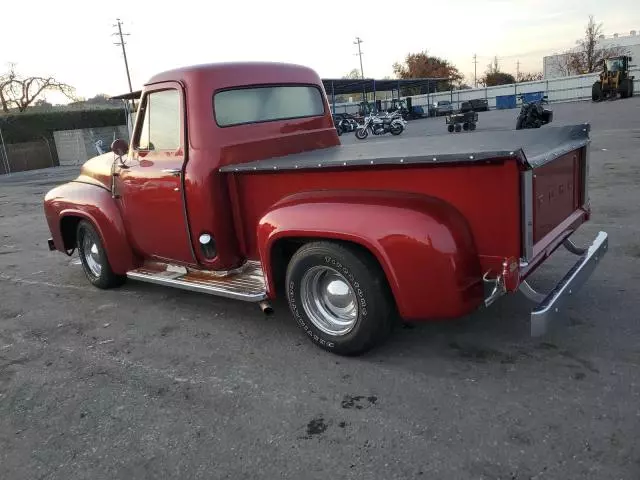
[0,64,76,113]
[518,72,544,83]
[552,16,629,76]
[550,53,576,77]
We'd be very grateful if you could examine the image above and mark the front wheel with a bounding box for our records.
[355,128,368,140]
[76,220,126,289]
[592,82,603,102]
[286,242,394,356]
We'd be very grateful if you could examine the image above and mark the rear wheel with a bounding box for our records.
[454,124,461,132]
[390,123,403,135]
[285,241,394,356]
[619,79,631,98]
[462,122,469,131]
[76,220,126,289]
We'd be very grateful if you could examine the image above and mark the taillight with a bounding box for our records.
[502,257,521,292]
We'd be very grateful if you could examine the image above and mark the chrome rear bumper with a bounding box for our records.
[523,231,608,336]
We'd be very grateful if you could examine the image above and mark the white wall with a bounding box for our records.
[54,125,129,166]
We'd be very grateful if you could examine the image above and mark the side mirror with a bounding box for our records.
[111,138,128,157]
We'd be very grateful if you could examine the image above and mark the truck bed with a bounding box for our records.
[220,124,590,173]
[224,123,592,296]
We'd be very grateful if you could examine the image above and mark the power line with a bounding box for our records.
[354,37,364,79]
[112,18,133,94]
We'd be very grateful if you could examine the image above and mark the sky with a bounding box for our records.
[1,0,639,103]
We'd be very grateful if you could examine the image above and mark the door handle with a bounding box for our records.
[161,168,181,176]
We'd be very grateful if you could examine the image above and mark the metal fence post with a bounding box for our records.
[0,127,10,175]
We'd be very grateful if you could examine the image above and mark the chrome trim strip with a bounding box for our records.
[529,231,608,337]
[521,169,534,263]
[582,140,591,208]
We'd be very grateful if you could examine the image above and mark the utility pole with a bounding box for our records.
[516,60,520,82]
[354,37,365,79]
[473,54,478,88]
[353,36,365,104]
[113,18,133,93]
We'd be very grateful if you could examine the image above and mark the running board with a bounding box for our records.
[126,260,267,302]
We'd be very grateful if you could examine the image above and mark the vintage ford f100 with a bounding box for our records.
[44,62,607,355]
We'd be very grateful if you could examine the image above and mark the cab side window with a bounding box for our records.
[137,89,181,151]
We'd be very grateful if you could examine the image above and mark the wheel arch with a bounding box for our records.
[257,190,484,320]
[44,181,139,274]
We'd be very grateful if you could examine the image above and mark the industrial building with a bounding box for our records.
[543,31,640,79]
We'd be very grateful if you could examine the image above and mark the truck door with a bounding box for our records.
[117,82,195,265]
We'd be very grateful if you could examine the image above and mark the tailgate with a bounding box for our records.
[519,125,590,266]
[533,149,585,242]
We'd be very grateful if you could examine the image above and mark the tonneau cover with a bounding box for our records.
[220,123,590,173]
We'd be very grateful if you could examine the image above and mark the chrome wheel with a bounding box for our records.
[300,266,358,336]
[82,230,102,277]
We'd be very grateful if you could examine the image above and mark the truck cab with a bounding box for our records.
[44,61,607,356]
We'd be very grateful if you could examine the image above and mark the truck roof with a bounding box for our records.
[111,62,326,100]
[145,61,323,90]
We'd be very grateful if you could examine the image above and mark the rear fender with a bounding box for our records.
[257,190,483,320]
[44,181,139,274]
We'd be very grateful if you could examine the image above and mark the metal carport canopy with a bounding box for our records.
[320,77,448,96]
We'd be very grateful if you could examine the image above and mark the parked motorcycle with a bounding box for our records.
[516,94,553,130]
[355,110,405,140]
[333,114,358,135]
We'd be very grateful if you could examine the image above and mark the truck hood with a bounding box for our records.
[75,152,115,190]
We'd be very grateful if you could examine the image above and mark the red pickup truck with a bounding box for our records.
[44,62,608,355]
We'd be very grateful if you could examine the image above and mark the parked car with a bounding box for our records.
[44,61,607,356]
[432,100,454,116]
[460,98,489,113]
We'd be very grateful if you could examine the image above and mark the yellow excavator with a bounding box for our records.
[592,56,635,101]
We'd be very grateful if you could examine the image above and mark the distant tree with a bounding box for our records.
[518,72,544,83]
[552,15,629,76]
[392,51,462,92]
[31,98,53,110]
[0,64,76,113]
[480,56,516,86]
[343,68,362,80]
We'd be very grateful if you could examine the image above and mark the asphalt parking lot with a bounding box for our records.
[1,98,640,480]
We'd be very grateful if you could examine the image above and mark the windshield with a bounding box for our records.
[606,59,623,72]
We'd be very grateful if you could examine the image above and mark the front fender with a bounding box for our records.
[257,190,483,320]
[44,181,139,274]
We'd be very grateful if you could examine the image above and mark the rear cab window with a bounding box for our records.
[213,85,325,127]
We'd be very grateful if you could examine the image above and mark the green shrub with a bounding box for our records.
[0,108,126,143]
